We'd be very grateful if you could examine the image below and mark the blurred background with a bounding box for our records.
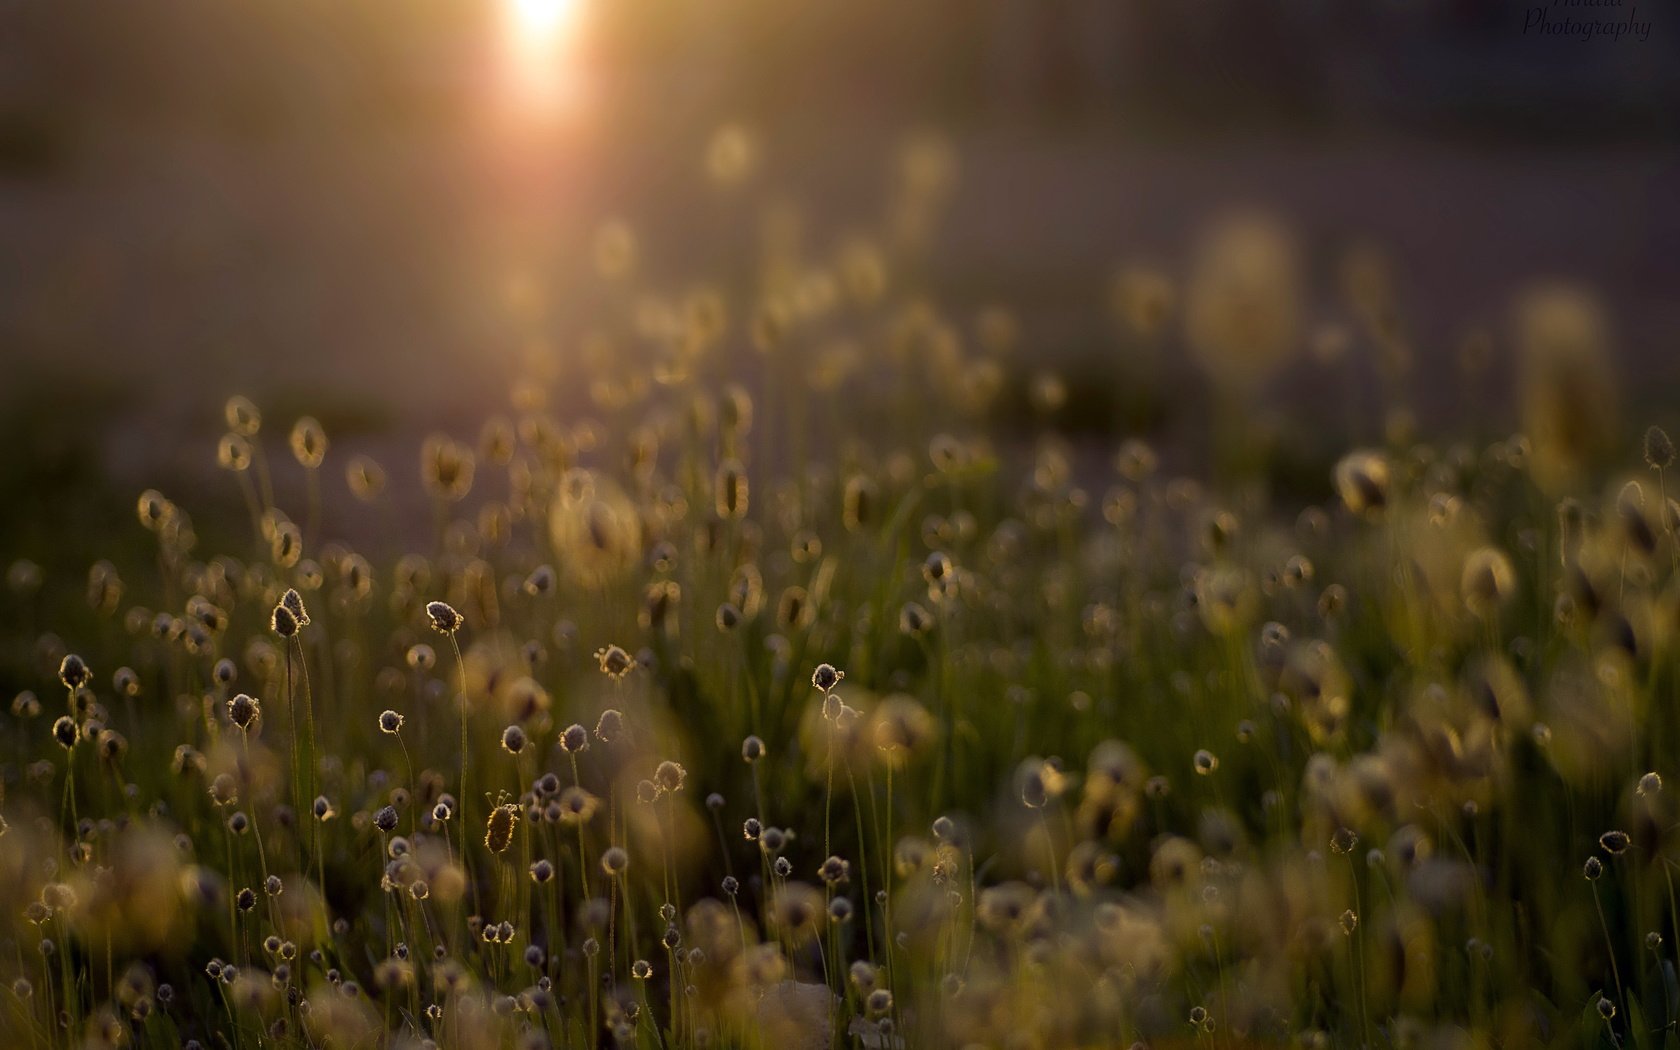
[2,0,1678,562]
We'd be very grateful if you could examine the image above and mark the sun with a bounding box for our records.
[499,0,587,115]
[508,0,581,39]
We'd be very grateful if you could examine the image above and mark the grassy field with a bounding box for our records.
[0,137,1669,1050]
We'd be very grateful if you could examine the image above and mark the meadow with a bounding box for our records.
[0,134,1667,1050]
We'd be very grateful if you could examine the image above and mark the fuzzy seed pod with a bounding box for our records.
[426,601,463,635]
[485,804,519,853]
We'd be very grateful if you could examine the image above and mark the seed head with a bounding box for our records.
[715,603,742,631]
[346,455,386,501]
[485,805,519,853]
[654,760,686,793]
[58,654,90,691]
[227,694,260,730]
[811,663,844,693]
[279,588,310,627]
[225,395,261,436]
[595,708,625,742]
[379,710,404,735]
[1639,772,1663,797]
[373,807,399,833]
[819,856,850,885]
[289,417,328,469]
[1332,450,1390,518]
[594,645,633,680]
[899,602,933,636]
[714,460,748,520]
[1647,426,1676,469]
[559,724,589,753]
[742,735,766,762]
[1584,856,1604,880]
[501,725,527,755]
[1600,830,1631,855]
[426,601,463,635]
[601,846,629,876]
[52,716,78,750]
[270,605,298,639]
[558,786,599,824]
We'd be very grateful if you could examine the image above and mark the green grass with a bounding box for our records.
[0,192,1664,1050]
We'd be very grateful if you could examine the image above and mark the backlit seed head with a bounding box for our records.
[742,735,765,762]
[1460,547,1517,618]
[811,663,844,693]
[501,725,527,754]
[52,716,78,750]
[715,603,742,631]
[529,859,554,884]
[279,588,310,626]
[654,760,686,793]
[313,796,335,821]
[289,417,328,469]
[346,455,386,502]
[426,601,462,635]
[1647,426,1676,469]
[595,708,626,743]
[922,552,952,586]
[270,605,298,639]
[1193,750,1218,775]
[601,846,629,876]
[379,710,404,734]
[1584,856,1604,880]
[1600,830,1631,855]
[819,856,850,885]
[1330,827,1359,855]
[271,522,302,567]
[523,565,555,597]
[1333,450,1390,518]
[899,602,932,636]
[58,654,90,691]
[715,460,748,520]
[559,724,589,753]
[595,645,633,680]
[406,644,435,671]
[227,694,260,730]
[217,434,252,472]
[631,959,653,980]
[1640,772,1663,797]
[1598,996,1616,1020]
[225,395,261,436]
[485,805,520,853]
[373,807,399,833]
[1339,909,1359,935]
[842,475,878,532]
